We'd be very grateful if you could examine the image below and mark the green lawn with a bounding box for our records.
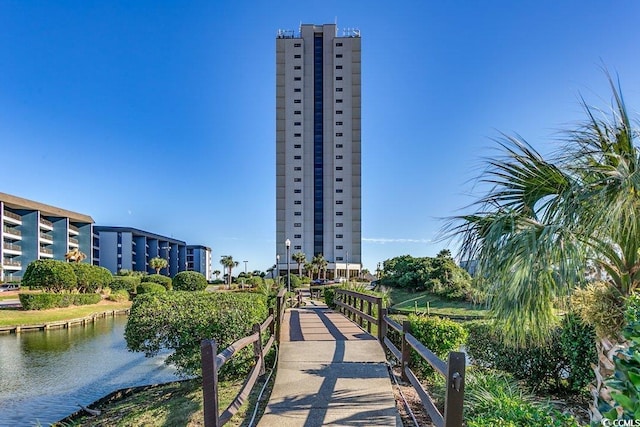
[388,287,489,318]
[0,300,132,327]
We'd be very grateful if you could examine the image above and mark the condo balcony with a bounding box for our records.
[2,258,21,269]
[3,225,22,238]
[3,210,22,224]
[40,247,54,257]
[2,242,21,253]
[68,237,79,245]
[39,232,53,242]
[69,224,80,234]
[39,218,53,229]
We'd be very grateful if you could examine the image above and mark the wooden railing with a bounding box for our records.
[200,289,287,427]
[333,288,465,427]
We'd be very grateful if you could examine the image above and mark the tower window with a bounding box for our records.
[336,155,343,159]
[294,54,301,58]
[336,42,343,47]
[336,65,342,70]
[294,77,301,81]
[336,133,343,137]
[294,66,301,70]
[336,54,343,58]
[294,43,301,47]
[336,76,343,81]
[336,88,343,92]
[294,155,302,159]
[294,144,301,148]
[336,144,343,148]
[336,110,343,114]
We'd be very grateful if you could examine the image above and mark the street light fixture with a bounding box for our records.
[276,254,280,286]
[243,260,248,288]
[285,238,291,293]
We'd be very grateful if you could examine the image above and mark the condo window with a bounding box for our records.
[336,201,343,205]
[336,211,343,216]
[294,200,301,204]
[336,166,343,171]
[294,43,301,47]
[294,99,301,103]
[336,54,343,58]
[294,234,301,238]
[294,144,301,148]
[336,155,343,159]
[336,178,343,182]
[294,223,301,227]
[294,77,301,81]
[294,121,301,126]
[294,155,302,159]
[294,211,302,216]
[336,245,343,250]
[336,223,343,227]
[336,257,343,261]
[294,54,301,58]
[294,66,301,70]
[336,143,343,148]
[336,121,343,126]
[294,88,301,92]
[336,65,342,70]
[336,42,343,47]
[336,110,343,114]
[294,189,301,193]
[294,245,302,250]
[294,110,301,114]
[336,99,343,103]
[336,133,343,137]
[294,133,301,137]
[294,178,301,182]
[336,76,343,81]
[336,234,343,238]
[336,88,343,92]
[336,189,343,193]
[294,167,302,171]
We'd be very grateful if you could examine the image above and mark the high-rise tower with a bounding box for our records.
[276,23,361,278]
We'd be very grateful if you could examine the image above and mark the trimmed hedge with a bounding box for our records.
[19,293,102,310]
[110,276,141,293]
[464,316,596,393]
[142,274,172,290]
[125,291,268,377]
[71,263,113,293]
[172,271,207,291]
[22,259,77,292]
[137,283,167,295]
[108,289,130,302]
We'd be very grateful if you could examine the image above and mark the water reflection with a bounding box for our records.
[0,316,180,426]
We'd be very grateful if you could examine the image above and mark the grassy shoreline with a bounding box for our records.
[0,299,132,327]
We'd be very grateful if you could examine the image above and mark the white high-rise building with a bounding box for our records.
[276,23,361,279]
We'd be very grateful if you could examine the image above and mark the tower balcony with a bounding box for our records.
[2,242,22,254]
[3,210,22,225]
[3,225,22,239]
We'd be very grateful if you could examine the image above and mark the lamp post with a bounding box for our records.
[243,260,248,288]
[276,254,280,287]
[285,238,291,293]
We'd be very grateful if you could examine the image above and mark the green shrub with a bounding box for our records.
[125,291,268,377]
[142,274,172,290]
[109,276,141,293]
[108,289,130,302]
[22,259,77,292]
[19,292,101,310]
[407,314,467,377]
[172,271,207,291]
[137,283,167,295]
[464,318,596,393]
[324,288,336,308]
[72,263,113,293]
[465,368,578,427]
[246,276,263,288]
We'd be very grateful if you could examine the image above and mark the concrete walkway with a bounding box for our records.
[258,296,401,426]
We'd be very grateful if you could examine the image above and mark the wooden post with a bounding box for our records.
[367,300,373,333]
[276,294,283,344]
[252,323,265,376]
[358,298,364,327]
[444,352,465,427]
[201,339,219,427]
[268,307,275,338]
[376,302,385,342]
[401,320,411,383]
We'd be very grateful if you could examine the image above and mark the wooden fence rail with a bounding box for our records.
[334,289,465,427]
[200,288,287,427]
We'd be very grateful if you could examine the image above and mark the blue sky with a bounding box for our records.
[2,1,640,273]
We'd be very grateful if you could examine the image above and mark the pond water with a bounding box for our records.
[0,315,181,426]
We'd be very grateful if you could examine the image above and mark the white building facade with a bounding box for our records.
[276,23,362,278]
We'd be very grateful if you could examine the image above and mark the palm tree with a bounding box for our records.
[444,75,639,422]
[312,254,328,280]
[292,252,306,277]
[149,257,168,274]
[304,262,314,279]
[220,255,239,288]
[213,270,221,280]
